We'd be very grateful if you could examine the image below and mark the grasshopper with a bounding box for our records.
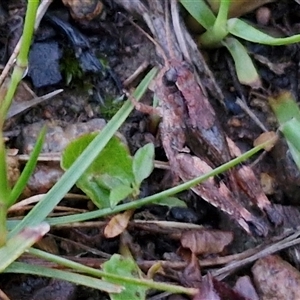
[116,0,282,235]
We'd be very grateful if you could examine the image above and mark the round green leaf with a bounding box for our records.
[102,254,147,300]
[61,132,134,208]
[223,37,261,88]
[133,143,155,186]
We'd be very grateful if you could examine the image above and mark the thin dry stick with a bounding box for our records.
[236,97,268,132]
[0,0,53,86]
[6,89,63,119]
[123,60,150,87]
[211,228,300,280]
[170,0,190,62]
[17,152,61,162]
[8,193,88,212]
[121,13,169,66]
[48,234,112,258]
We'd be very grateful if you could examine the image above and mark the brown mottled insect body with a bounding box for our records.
[156,63,269,236]
[120,0,282,235]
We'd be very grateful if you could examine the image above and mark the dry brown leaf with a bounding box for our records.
[253,131,278,151]
[180,229,233,255]
[104,210,134,238]
[260,173,275,195]
[252,255,300,300]
[253,53,291,75]
[35,236,59,254]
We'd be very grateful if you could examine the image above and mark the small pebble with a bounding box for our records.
[256,6,271,26]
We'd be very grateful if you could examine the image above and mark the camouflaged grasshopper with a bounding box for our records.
[118,0,282,235]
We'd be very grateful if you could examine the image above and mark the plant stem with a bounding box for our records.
[0,1,39,121]
[0,202,7,246]
[198,0,231,47]
[0,1,39,246]
[0,130,9,246]
[8,127,46,207]
[28,248,198,296]
[47,138,273,226]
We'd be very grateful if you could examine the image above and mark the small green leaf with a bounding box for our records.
[281,118,300,154]
[61,133,135,208]
[280,121,300,171]
[180,0,216,30]
[110,185,134,208]
[81,177,111,208]
[102,254,148,300]
[133,143,155,186]
[269,92,300,125]
[287,141,300,171]
[223,37,261,87]
[157,197,187,208]
[269,92,300,172]
[95,174,127,190]
[199,0,230,47]
[228,18,300,46]
[0,223,49,272]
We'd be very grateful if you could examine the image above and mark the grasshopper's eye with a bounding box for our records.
[181,61,193,72]
[163,67,177,86]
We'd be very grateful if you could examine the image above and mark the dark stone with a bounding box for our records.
[28,41,62,88]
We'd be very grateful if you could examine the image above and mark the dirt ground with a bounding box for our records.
[2,0,300,299]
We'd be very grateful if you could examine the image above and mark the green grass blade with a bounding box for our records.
[180,0,216,30]
[8,68,157,238]
[8,126,46,207]
[213,0,230,34]
[223,37,261,87]
[18,1,40,65]
[0,223,49,272]
[26,248,197,295]
[4,261,123,294]
[228,18,300,45]
[0,1,39,121]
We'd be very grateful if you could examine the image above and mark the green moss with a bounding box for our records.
[100,96,124,119]
[60,49,94,91]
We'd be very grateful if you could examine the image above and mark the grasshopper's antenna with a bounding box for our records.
[119,13,169,67]
[170,0,191,63]
[165,0,175,60]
